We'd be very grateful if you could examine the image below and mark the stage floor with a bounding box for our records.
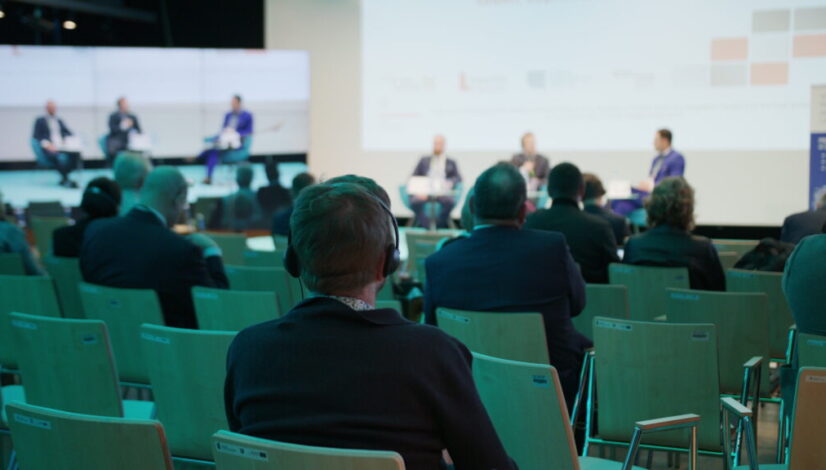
[0,162,308,209]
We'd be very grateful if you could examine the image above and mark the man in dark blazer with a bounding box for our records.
[424,163,587,408]
[582,173,630,245]
[510,132,551,191]
[105,97,142,166]
[80,167,228,329]
[781,194,826,245]
[408,135,462,228]
[32,100,82,188]
[524,163,620,283]
[225,180,515,470]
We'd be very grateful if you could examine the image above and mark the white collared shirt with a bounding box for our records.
[429,153,447,180]
[46,116,62,146]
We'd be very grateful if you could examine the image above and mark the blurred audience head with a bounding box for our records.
[583,173,606,204]
[81,177,122,219]
[646,176,695,231]
[114,153,152,191]
[817,191,826,210]
[140,166,188,227]
[472,162,527,226]
[264,159,281,185]
[291,172,316,199]
[521,132,536,154]
[325,174,390,207]
[432,134,446,156]
[236,164,254,189]
[654,128,673,153]
[548,162,584,200]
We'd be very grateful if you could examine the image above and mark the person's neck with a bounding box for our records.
[323,286,377,307]
[140,202,171,227]
[660,147,672,156]
[583,198,601,206]
[474,218,521,229]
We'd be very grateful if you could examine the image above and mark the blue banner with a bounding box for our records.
[811,133,826,209]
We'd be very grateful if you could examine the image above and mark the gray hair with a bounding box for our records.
[113,153,152,190]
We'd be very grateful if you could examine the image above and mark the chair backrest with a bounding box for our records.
[10,312,123,417]
[574,284,628,340]
[7,402,173,470]
[193,286,280,331]
[797,333,826,368]
[29,216,69,257]
[404,230,457,282]
[30,138,51,167]
[27,201,65,218]
[78,282,164,384]
[193,197,222,224]
[716,251,740,271]
[0,253,24,275]
[272,235,289,252]
[141,324,236,460]
[788,367,826,470]
[211,430,405,470]
[42,255,84,318]
[471,353,578,470]
[377,280,394,301]
[0,274,61,368]
[205,232,248,266]
[593,317,721,451]
[713,239,759,260]
[225,265,298,314]
[436,308,549,365]
[375,300,402,312]
[608,264,689,321]
[242,250,283,268]
[666,288,770,395]
[726,269,794,359]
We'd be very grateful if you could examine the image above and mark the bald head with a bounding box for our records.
[46,100,57,116]
[140,167,188,226]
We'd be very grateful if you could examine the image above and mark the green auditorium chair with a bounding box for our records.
[42,255,84,318]
[574,284,629,341]
[242,249,283,268]
[0,253,24,276]
[713,239,759,262]
[608,264,689,321]
[797,332,826,368]
[192,286,280,331]
[377,279,395,301]
[375,300,402,312]
[205,232,248,266]
[225,265,301,314]
[726,269,795,360]
[28,215,69,257]
[716,251,740,271]
[404,230,460,284]
[0,274,61,370]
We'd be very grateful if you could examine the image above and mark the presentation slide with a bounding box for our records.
[0,46,309,161]
[362,0,826,151]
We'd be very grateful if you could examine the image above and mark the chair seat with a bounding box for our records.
[1,385,26,426]
[579,456,646,470]
[122,399,155,420]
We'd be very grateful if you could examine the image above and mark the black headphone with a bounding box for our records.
[284,194,401,279]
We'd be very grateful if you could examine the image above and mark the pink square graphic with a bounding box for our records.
[750,63,789,86]
[793,34,826,57]
[711,38,748,61]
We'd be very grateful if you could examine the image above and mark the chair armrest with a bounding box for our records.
[622,414,700,470]
[742,356,762,370]
[721,397,752,418]
[635,414,700,432]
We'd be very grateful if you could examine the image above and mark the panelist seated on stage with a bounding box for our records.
[200,94,254,185]
[408,134,462,229]
[105,97,143,166]
[510,131,550,192]
[32,100,82,188]
[638,128,685,192]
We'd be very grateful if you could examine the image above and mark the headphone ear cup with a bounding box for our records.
[384,246,401,277]
[284,245,301,278]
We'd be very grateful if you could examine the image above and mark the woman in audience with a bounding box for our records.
[622,177,725,290]
[0,190,44,275]
[783,227,826,336]
[52,177,121,257]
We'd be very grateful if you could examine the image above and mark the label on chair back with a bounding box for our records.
[806,339,826,348]
[214,442,268,461]
[140,332,171,344]
[531,375,550,388]
[806,375,826,383]
[194,292,220,300]
[594,319,632,331]
[439,312,470,323]
[691,331,710,341]
[14,414,51,430]
[10,320,37,330]
[81,334,98,345]
[670,292,699,301]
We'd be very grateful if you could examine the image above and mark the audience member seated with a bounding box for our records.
[271,172,316,236]
[0,190,43,275]
[113,152,152,216]
[510,132,550,192]
[31,100,82,188]
[80,167,228,328]
[408,135,462,229]
[582,173,630,245]
[783,230,826,336]
[52,177,121,258]
[524,163,619,283]
[208,164,261,231]
[225,180,515,470]
[424,163,587,407]
[256,159,292,224]
[622,177,725,291]
[781,193,826,245]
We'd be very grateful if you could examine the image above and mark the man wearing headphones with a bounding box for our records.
[224,178,515,470]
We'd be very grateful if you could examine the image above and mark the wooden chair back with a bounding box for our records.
[593,317,721,451]
[7,402,173,470]
[574,284,628,340]
[29,215,69,256]
[78,282,164,384]
[225,265,299,314]
[797,333,826,368]
[404,230,456,283]
[436,308,549,365]
[43,255,84,318]
[193,286,280,331]
[726,269,794,359]
[788,368,826,470]
[10,312,123,417]
[608,264,689,321]
[212,430,405,470]
[141,324,236,460]
[0,274,61,368]
[0,253,24,275]
[712,239,758,261]
[205,232,248,266]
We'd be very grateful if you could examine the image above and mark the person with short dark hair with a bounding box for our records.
[271,172,316,236]
[510,132,550,191]
[639,128,685,192]
[780,192,826,245]
[225,181,515,470]
[105,97,142,166]
[524,162,619,283]
[424,162,587,408]
[53,177,122,258]
[623,177,725,291]
[209,164,261,231]
[583,173,630,245]
[256,160,292,223]
[0,190,43,275]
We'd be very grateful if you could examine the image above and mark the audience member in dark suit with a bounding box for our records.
[105,97,142,166]
[408,135,462,229]
[524,163,619,283]
[31,100,81,188]
[256,160,292,225]
[0,190,43,275]
[510,132,551,191]
[582,173,630,245]
[623,177,725,291]
[783,231,826,337]
[780,193,826,245]
[271,172,316,236]
[52,177,121,258]
[208,164,261,231]
[424,163,587,408]
[225,179,515,470]
[80,167,228,328]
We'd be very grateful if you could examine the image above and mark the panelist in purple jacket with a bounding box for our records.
[200,94,254,184]
[639,128,685,192]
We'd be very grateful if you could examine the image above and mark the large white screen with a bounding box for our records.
[0,46,309,161]
[362,0,826,151]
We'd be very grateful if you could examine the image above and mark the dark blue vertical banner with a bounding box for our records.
[811,133,826,209]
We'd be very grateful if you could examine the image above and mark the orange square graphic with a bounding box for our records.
[750,63,789,85]
[793,34,826,57]
[711,38,748,61]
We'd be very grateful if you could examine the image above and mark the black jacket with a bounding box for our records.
[780,208,826,245]
[224,297,515,470]
[79,208,228,328]
[32,116,72,143]
[524,198,620,283]
[106,112,142,157]
[584,203,630,246]
[622,224,725,291]
[52,218,92,258]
